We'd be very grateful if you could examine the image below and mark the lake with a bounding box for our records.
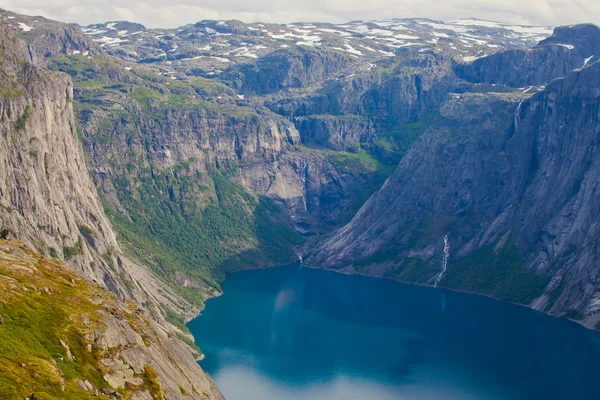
[187,265,600,400]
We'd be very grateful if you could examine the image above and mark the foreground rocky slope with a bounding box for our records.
[0,18,223,399]
[0,240,223,400]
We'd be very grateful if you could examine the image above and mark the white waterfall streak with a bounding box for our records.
[514,99,525,128]
[434,234,450,288]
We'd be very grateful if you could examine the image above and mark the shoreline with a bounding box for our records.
[185,259,600,334]
[183,260,290,324]
[298,262,600,334]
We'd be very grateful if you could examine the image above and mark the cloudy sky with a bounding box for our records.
[1,0,598,28]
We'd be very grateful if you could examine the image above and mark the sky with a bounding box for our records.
[0,0,598,28]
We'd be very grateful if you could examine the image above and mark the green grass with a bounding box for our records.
[73,79,103,89]
[326,149,386,173]
[0,243,108,399]
[363,120,427,166]
[0,240,187,399]
[325,149,394,222]
[62,237,83,260]
[127,86,162,104]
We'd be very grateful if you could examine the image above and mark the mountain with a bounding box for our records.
[0,15,223,399]
[311,26,600,329]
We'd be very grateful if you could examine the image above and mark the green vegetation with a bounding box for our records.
[48,247,58,258]
[363,120,427,166]
[189,77,232,97]
[143,364,165,400]
[127,86,162,104]
[0,240,187,399]
[324,149,393,222]
[14,103,34,130]
[0,242,107,399]
[326,149,386,173]
[106,168,303,305]
[73,79,103,89]
[352,248,399,270]
[442,237,550,304]
[0,79,25,98]
[62,237,83,260]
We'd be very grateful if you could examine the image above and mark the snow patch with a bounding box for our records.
[17,22,33,32]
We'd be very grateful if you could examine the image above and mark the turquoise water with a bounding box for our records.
[188,265,600,400]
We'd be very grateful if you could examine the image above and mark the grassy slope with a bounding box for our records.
[0,240,165,399]
[108,169,304,305]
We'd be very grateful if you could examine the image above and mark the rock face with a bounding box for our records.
[0,18,224,398]
[312,60,600,328]
[236,151,348,234]
[0,23,121,292]
[0,17,191,314]
[226,47,356,94]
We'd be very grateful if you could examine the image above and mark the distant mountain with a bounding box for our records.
[78,17,553,74]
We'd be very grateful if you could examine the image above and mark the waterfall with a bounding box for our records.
[434,234,450,288]
[514,99,525,128]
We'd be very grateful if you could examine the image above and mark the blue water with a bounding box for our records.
[188,265,600,400]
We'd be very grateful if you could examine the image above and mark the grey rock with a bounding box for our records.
[313,61,600,327]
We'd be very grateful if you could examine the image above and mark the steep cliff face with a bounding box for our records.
[312,61,600,328]
[0,19,224,398]
[236,150,348,234]
[0,19,191,314]
[0,20,121,292]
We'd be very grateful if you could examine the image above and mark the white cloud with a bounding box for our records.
[1,0,599,28]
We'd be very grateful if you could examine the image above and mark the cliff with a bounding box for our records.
[0,18,224,399]
[311,59,600,329]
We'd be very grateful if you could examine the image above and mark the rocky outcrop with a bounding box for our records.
[2,9,100,65]
[312,60,600,328]
[80,103,300,177]
[236,151,348,234]
[267,50,459,149]
[294,114,374,150]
